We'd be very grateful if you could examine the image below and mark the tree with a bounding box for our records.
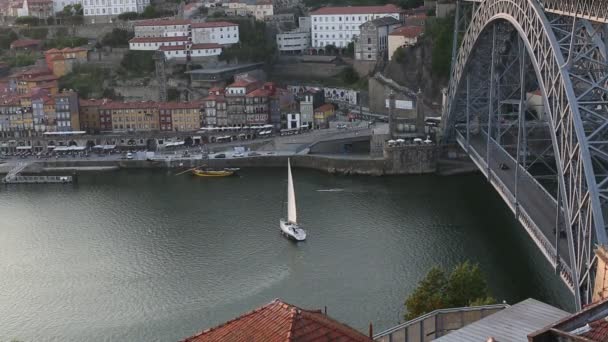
[141,5,158,19]
[324,44,337,55]
[101,28,134,47]
[398,0,423,9]
[15,16,39,26]
[340,66,359,84]
[345,42,354,57]
[73,3,83,15]
[0,29,18,49]
[392,47,407,64]
[404,262,495,320]
[118,11,139,20]
[121,50,155,75]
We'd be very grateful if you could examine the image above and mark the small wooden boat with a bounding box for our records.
[191,168,239,177]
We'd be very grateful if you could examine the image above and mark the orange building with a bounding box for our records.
[44,47,88,77]
[79,98,111,134]
[9,67,58,95]
[100,101,160,133]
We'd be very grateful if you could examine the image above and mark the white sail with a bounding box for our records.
[287,158,297,223]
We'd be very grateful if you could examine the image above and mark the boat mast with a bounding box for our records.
[287,159,297,224]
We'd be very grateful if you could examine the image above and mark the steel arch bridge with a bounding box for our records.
[442,0,608,309]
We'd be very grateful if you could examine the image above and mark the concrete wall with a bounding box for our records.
[368,76,417,119]
[20,147,437,176]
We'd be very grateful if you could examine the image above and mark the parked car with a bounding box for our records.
[337,123,348,129]
[214,153,226,159]
[233,152,244,158]
[248,152,261,157]
[127,152,134,160]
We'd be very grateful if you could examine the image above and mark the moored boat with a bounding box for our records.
[191,168,239,177]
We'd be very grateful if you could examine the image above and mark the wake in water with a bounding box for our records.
[316,188,345,192]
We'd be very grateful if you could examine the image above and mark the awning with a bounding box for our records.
[54,146,86,151]
[164,141,185,147]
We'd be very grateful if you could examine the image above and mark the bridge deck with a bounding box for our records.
[462,0,608,23]
[457,130,574,291]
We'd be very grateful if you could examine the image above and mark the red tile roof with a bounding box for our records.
[60,47,87,53]
[28,74,58,82]
[129,36,190,43]
[159,101,202,109]
[582,319,608,341]
[182,299,373,342]
[10,39,41,49]
[389,25,424,38]
[79,98,112,107]
[203,94,226,101]
[191,43,222,50]
[315,103,334,112]
[159,44,188,51]
[134,19,191,27]
[310,4,402,15]
[100,101,159,110]
[228,78,257,88]
[246,88,271,97]
[191,21,238,28]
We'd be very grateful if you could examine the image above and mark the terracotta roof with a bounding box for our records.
[60,47,87,53]
[129,36,190,43]
[228,78,256,88]
[10,39,41,49]
[310,4,402,15]
[182,299,373,342]
[315,103,334,112]
[159,43,221,51]
[51,54,65,61]
[134,19,191,26]
[45,48,61,54]
[581,319,608,341]
[208,87,224,93]
[100,101,159,110]
[389,25,424,38]
[203,94,225,101]
[79,98,112,106]
[246,88,270,97]
[191,43,222,50]
[28,74,58,82]
[159,101,202,109]
[191,21,238,28]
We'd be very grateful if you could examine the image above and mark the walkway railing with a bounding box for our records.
[373,303,508,342]
[3,162,30,182]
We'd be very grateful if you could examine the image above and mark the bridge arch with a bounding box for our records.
[443,0,608,308]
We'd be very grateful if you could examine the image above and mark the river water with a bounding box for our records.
[0,168,572,341]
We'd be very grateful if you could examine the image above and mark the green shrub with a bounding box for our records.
[121,50,155,75]
[15,16,40,26]
[19,27,48,39]
[101,29,134,47]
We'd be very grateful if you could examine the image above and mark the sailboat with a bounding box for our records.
[280,159,307,241]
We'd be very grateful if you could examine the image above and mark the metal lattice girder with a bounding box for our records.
[541,0,608,23]
[442,0,608,309]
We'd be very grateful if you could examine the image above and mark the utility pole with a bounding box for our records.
[388,90,395,139]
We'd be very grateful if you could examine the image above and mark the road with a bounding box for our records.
[463,131,571,266]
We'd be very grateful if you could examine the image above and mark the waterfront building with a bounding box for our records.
[285,112,300,129]
[9,67,59,95]
[354,17,401,61]
[387,25,425,61]
[310,4,402,51]
[202,87,227,127]
[82,0,150,24]
[32,93,54,133]
[54,91,80,132]
[269,87,296,129]
[79,98,110,134]
[158,101,202,132]
[298,89,324,129]
[181,299,374,341]
[225,77,258,126]
[313,103,335,129]
[100,101,159,132]
[245,86,270,125]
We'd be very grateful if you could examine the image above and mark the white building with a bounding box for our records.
[224,0,272,21]
[83,0,149,23]
[388,25,424,61]
[286,112,300,129]
[310,4,402,49]
[129,36,190,50]
[191,21,239,45]
[276,29,310,53]
[160,43,222,60]
[133,19,192,38]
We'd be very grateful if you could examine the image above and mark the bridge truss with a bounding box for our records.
[443,0,608,309]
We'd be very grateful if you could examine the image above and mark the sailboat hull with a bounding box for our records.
[280,219,306,241]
